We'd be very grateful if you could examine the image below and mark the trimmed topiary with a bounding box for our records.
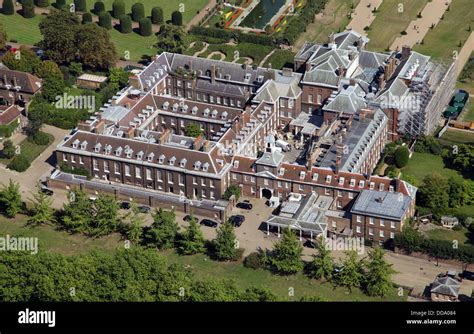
[151,7,163,25]
[112,0,125,18]
[98,12,112,30]
[82,12,93,24]
[74,0,87,12]
[2,0,15,15]
[22,0,36,18]
[93,1,105,14]
[34,0,50,8]
[138,17,152,36]
[119,15,132,33]
[131,2,144,22]
[171,10,182,26]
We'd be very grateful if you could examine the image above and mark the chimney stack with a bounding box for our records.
[401,45,411,61]
[211,65,216,84]
[335,156,341,174]
[159,129,171,144]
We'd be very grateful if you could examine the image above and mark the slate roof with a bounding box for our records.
[351,189,411,220]
[256,150,284,167]
[324,84,367,114]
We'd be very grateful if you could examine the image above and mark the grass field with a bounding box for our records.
[425,227,470,245]
[367,0,428,51]
[263,49,295,69]
[109,28,157,61]
[294,0,359,48]
[414,0,474,61]
[0,215,405,301]
[0,133,54,167]
[438,129,474,146]
[0,12,43,45]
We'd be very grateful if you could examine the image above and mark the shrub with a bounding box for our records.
[138,18,152,36]
[74,0,87,12]
[131,3,145,22]
[171,10,183,26]
[93,1,105,14]
[151,7,163,24]
[223,185,241,201]
[384,165,399,178]
[401,30,407,35]
[29,131,50,146]
[59,162,91,179]
[8,154,30,172]
[22,0,36,18]
[98,12,112,30]
[2,0,14,15]
[2,140,15,159]
[394,146,409,168]
[35,0,49,8]
[82,12,93,24]
[112,0,125,18]
[119,15,132,33]
[54,0,66,9]
[244,252,262,269]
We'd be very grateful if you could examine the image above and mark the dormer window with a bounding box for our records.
[194,161,201,170]
[233,160,239,168]
[389,185,394,192]
[162,101,169,110]
[312,173,318,181]
[216,159,224,166]
[326,175,332,183]
[359,180,365,188]
[203,108,210,117]
[172,103,178,112]
[211,110,218,118]
[72,139,80,149]
[245,73,251,81]
[192,106,198,115]
[339,177,344,186]
[136,151,144,160]
[115,147,123,156]
[257,75,264,83]
[80,140,88,150]
[279,168,285,176]
[105,145,112,155]
[159,154,165,164]
[203,162,209,172]
[180,158,187,168]
[299,171,306,180]
[126,149,133,158]
[350,179,356,187]
[147,152,155,162]
[169,156,176,166]
[369,182,375,190]
[94,143,102,153]
[379,183,385,191]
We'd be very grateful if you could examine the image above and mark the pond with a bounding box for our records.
[239,0,287,29]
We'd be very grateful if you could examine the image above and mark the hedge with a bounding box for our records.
[54,0,66,9]
[119,15,132,33]
[8,154,30,172]
[34,0,49,7]
[2,0,14,15]
[22,0,35,18]
[151,7,163,25]
[0,118,19,138]
[131,2,145,22]
[190,26,274,46]
[171,10,182,26]
[138,18,152,36]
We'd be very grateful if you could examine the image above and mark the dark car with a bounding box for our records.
[40,185,54,196]
[303,240,315,248]
[236,201,253,210]
[137,205,151,213]
[121,201,131,210]
[229,215,245,227]
[461,270,474,281]
[200,219,218,228]
[183,215,194,222]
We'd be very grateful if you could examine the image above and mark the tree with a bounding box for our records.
[184,122,202,138]
[448,176,465,208]
[35,0,49,7]
[74,0,86,12]
[61,189,93,233]
[156,24,186,54]
[335,250,364,291]
[138,18,152,36]
[2,140,15,159]
[394,146,409,168]
[171,10,182,26]
[213,221,238,261]
[112,0,125,18]
[178,214,205,255]
[417,173,449,213]
[54,0,66,9]
[36,60,65,102]
[452,144,474,173]
[364,247,396,297]
[119,15,132,33]
[21,0,36,18]
[93,1,105,14]
[7,154,30,172]
[75,23,118,70]
[88,194,120,237]
[122,202,144,244]
[0,23,7,51]
[108,67,129,91]
[394,223,424,254]
[131,3,145,22]
[144,208,178,249]
[270,228,303,275]
[223,185,241,201]
[310,238,334,281]
[151,7,163,25]
[2,0,14,15]
[1,46,40,73]
[39,10,81,64]
[28,182,54,226]
[0,179,23,218]
[98,12,112,30]
[82,12,92,24]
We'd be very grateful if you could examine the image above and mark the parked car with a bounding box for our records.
[303,240,315,248]
[461,270,474,281]
[236,200,253,210]
[183,215,194,222]
[40,185,54,196]
[137,205,151,213]
[200,219,218,228]
[120,201,131,210]
[229,215,245,227]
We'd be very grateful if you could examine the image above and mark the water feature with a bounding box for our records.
[239,0,287,29]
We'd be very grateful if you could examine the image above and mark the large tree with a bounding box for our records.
[122,203,144,244]
[364,247,396,297]
[0,179,23,218]
[178,214,205,255]
[28,182,54,226]
[61,189,93,233]
[270,228,303,275]
[1,46,40,73]
[156,24,185,54]
[335,250,364,291]
[310,238,334,281]
[144,208,178,249]
[75,23,118,69]
[88,194,120,237]
[213,220,238,261]
[36,60,65,102]
[417,173,449,213]
[39,9,81,64]
[394,146,409,168]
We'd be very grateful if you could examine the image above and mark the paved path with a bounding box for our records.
[186,0,217,31]
[390,0,452,51]
[259,49,275,67]
[207,51,226,61]
[456,31,474,76]
[346,0,384,36]
[192,42,209,57]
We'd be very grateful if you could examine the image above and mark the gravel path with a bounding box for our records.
[346,0,384,36]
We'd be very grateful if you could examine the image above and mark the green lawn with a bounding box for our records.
[109,28,157,62]
[0,134,54,167]
[294,0,359,48]
[367,0,428,51]
[263,49,295,70]
[402,152,463,184]
[1,13,43,45]
[438,129,474,146]
[425,227,470,245]
[414,0,474,61]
